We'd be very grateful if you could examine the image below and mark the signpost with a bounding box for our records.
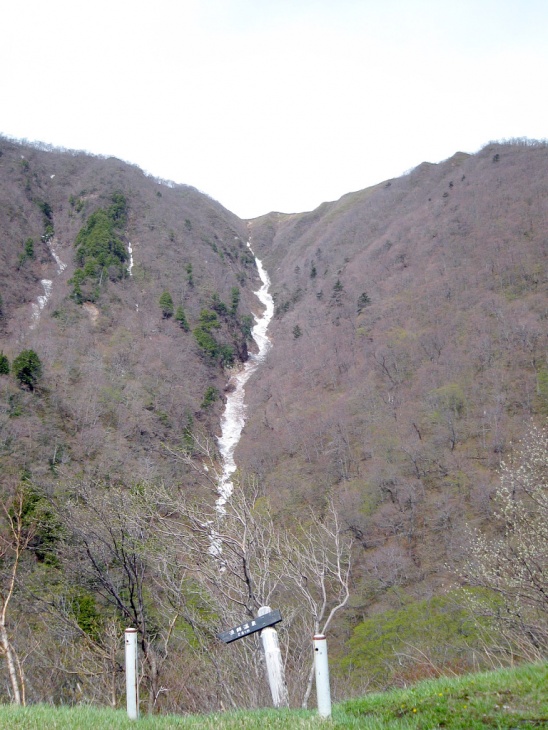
[313,634,332,718]
[217,608,282,643]
[218,607,288,708]
[124,628,139,720]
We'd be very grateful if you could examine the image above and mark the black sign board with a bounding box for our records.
[217,609,282,643]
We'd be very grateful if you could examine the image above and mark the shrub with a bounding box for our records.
[218,344,235,367]
[193,326,219,360]
[240,315,253,339]
[211,293,228,316]
[342,592,483,688]
[18,238,35,266]
[357,291,371,313]
[201,386,219,409]
[71,592,102,640]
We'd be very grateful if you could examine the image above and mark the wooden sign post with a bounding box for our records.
[217,607,288,708]
[217,608,282,643]
[257,606,289,708]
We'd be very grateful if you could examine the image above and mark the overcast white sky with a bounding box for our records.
[2,0,547,218]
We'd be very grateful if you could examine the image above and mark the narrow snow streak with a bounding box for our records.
[29,238,66,328]
[30,280,53,328]
[127,242,134,276]
[216,245,274,509]
[47,238,67,273]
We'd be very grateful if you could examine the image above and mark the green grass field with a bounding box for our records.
[0,662,545,729]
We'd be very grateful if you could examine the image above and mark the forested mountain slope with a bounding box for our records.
[240,140,547,607]
[0,136,546,710]
[0,136,258,490]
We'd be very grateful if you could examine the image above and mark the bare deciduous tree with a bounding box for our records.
[459,424,548,658]
[146,475,353,709]
[53,481,178,714]
[0,488,35,705]
[278,499,353,707]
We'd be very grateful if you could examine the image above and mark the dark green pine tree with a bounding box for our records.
[230,286,240,315]
[159,291,174,319]
[0,351,9,375]
[12,349,42,390]
[174,305,190,331]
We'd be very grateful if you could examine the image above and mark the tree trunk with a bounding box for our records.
[301,661,315,709]
[0,622,22,705]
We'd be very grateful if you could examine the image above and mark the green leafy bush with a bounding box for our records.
[19,238,35,265]
[18,483,62,564]
[211,292,228,316]
[201,386,219,409]
[193,326,220,360]
[70,590,102,641]
[240,314,253,339]
[218,344,235,367]
[341,592,483,688]
[193,309,235,366]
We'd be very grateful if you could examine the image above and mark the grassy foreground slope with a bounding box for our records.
[1,663,545,729]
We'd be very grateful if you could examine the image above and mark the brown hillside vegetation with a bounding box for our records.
[0,136,546,711]
[240,139,547,611]
[0,136,258,488]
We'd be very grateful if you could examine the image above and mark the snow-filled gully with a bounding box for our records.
[30,238,67,329]
[29,233,273,518]
[215,244,274,509]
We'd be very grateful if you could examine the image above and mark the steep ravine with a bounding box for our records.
[216,244,274,507]
[29,237,67,328]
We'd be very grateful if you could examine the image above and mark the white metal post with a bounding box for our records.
[313,634,331,718]
[258,606,289,708]
[125,627,139,720]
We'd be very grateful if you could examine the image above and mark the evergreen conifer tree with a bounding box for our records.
[0,352,9,375]
[174,305,189,331]
[159,291,174,318]
[12,349,42,390]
